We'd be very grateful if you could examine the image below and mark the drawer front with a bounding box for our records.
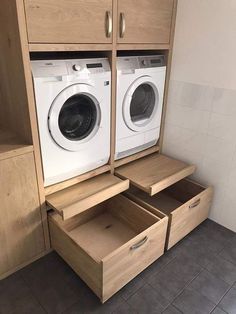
[168,186,213,249]
[24,0,113,44]
[102,217,168,302]
[117,0,174,44]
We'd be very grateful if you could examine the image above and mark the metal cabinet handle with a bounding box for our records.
[130,236,148,250]
[120,12,126,38]
[189,198,201,209]
[106,11,112,38]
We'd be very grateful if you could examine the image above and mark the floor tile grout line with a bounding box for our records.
[167,268,205,311]
[120,254,177,303]
[19,272,50,314]
[209,284,232,314]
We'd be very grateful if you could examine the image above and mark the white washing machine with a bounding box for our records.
[115,55,166,160]
[32,58,111,186]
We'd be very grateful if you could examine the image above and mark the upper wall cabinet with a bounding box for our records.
[24,0,113,43]
[117,0,174,44]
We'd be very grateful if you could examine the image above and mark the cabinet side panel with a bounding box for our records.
[0,0,32,142]
[0,153,45,276]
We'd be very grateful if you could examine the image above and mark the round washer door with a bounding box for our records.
[123,76,159,132]
[48,84,101,151]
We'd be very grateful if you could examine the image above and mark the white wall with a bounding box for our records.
[163,0,236,232]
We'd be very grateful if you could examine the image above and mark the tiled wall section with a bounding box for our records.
[163,80,236,232]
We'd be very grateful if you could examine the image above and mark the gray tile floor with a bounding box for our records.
[1,219,236,314]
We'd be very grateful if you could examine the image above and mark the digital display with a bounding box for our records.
[86,63,103,69]
[151,59,162,64]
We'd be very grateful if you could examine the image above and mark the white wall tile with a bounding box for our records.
[163,79,236,231]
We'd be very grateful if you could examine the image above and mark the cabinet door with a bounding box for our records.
[24,0,113,44]
[0,153,45,277]
[117,0,174,44]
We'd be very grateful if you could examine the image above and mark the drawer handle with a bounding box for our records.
[120,12,126,38]
[130,236,148,250]
[106,11,112,38]
[189,198,201,209]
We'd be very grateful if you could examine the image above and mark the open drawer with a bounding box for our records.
[125,179,213,249]
[48,194,168,302]
[115,154,196,196]
[46,173,129,220]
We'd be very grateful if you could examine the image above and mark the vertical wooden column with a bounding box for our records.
[159,0,178,151]
[109,0,118,174]
[15,0,50,249]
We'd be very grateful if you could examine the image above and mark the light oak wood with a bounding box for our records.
[102,216,167,301]
[29,43,113,52]
[0,0,32,143]
[0,129,33,161]
[49,216,102,298]
[115,153,196,196]
[126,179,213,249]
[16,0,51,249]
[24,0,113,44]
[114,146,160,168]
[0,249,51,280]
[49,194,168,302]
[45,165,111,196]
[46,174,129,220]
[0,153,45,276]
[159,0,178,151]
[117,43,170,50]
[117,0,174,44]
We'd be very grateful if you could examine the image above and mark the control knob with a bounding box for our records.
[72,64,81,71]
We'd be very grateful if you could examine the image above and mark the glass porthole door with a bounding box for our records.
[123,76,159,132]
[48,84,101,151]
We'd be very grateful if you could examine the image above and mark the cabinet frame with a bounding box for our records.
[0,0,178,276]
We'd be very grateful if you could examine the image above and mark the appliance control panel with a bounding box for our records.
[31,58,111,78]
[117,55,166,72]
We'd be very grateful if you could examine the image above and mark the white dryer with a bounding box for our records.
[115,55,166,160]
[32,58,111,186]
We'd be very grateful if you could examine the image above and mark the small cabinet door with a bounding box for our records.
[117,0,174,44]
[0,153,45,277]
[24,0,113,44]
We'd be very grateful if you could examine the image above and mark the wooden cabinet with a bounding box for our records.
[126,179,213,249]
[24,0,175,46]
[0,153,45,278]
[24,0,113,44]
[117,0,174,44]
[49,194,168,302]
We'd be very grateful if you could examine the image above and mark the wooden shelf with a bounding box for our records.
[46,173,129,220]
[115,153,196,196]
[0,129,33,161]
[29,43,113,52]
[117,43,170,51]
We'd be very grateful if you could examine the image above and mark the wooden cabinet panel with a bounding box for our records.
[24,0,113,44]
[0,153,45,276]
[117,0,174,44]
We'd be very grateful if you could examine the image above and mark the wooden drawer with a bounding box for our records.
[24,0,113,44]
[115,154,196,196]
[49,194,168,302]
[125,179,213,249]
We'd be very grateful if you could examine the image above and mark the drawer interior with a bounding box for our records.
[127,179,206,216]
[51,195,160,263]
